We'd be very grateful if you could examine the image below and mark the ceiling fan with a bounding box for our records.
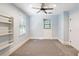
[32,3,54,14]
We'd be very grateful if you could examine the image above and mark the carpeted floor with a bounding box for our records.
[10,39,78,56]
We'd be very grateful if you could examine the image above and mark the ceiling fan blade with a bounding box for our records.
[48,12,53,14]
[44,8,54,10]
[43,10,47,14]
[37,10,41,13]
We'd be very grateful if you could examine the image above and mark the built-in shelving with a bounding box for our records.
[0,41,14,51]
[0,21,12,24]
[0,33,13,36]
[0,41,10,51]
[0,15,14,53]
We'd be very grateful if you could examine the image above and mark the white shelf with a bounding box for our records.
[0,15,13,54]
[0,30,12,32]
[0,21,12,24]
[0,33,13,36]
[9,42,14,45]
[0,41,13,51]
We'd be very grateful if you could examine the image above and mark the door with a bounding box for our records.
[69,12,79,50]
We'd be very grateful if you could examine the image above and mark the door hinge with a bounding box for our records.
[70,29,72,32]
[70,18,72,21]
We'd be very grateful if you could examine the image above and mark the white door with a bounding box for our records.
[69,12,79,50]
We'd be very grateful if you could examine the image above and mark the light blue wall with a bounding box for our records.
[64,11,69,42]
[30,15,59,39]
[58,11,69,43]
[58,12,64,42]
[49,15,59,37]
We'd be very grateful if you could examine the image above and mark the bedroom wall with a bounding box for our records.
[58,11,69,44]
[30,15,58,39]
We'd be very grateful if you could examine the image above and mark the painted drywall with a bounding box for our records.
[58,12,64,43]
[49,15,59,38]
[58,11,69,44]
[30,15,58,39]
[69,4,79,50]
[64,11,69,43]
[0,3,30,55]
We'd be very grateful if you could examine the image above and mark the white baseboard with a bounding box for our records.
[63,41,70,45]
[58,38,70,45]
[2,37,30,56]
[29,37,58,40]
[57,38,64,44]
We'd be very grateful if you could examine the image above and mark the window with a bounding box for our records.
[19,18,26,35]
[43,19,51,29]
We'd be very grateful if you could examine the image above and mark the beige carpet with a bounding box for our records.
[10,39,78,56]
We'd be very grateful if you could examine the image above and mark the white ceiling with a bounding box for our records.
[14,3,77,16]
